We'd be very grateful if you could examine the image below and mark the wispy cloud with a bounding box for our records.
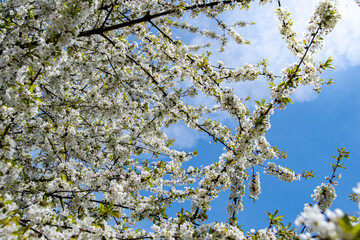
[323,0,360,68]
[292,85,318,102]
[279,0,360,69]
[168,0,360,147]
[187,0,360,102]
[164,122,207,149]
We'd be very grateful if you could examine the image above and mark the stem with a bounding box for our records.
[79,1,242,37]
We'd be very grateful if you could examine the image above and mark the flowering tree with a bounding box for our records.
[1,0,359,239]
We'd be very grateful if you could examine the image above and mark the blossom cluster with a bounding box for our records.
[311,183,337,211]
[265,162,300,182]
[295,205,345,240]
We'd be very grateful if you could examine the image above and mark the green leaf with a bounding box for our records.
[321,56,335,70]
[339,215,353,233]
[30,84,37,93]
[32,96,43,104]
[110,210,121,218]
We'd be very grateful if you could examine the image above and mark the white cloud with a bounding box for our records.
[168,1,360,147]
[164,122,206,149]
[186,0,360,102]
[292,85,318,102]
[280,0,360,69]
[323,0,360,68]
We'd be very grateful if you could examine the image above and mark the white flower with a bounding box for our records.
[249,173,261,199]
[311,183,337,211]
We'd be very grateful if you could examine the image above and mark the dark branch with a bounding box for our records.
[79,0,241,37]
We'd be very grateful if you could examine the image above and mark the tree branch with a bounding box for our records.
[79,0,242,37]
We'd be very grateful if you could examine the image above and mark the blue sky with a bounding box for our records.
[164,0,360,232]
